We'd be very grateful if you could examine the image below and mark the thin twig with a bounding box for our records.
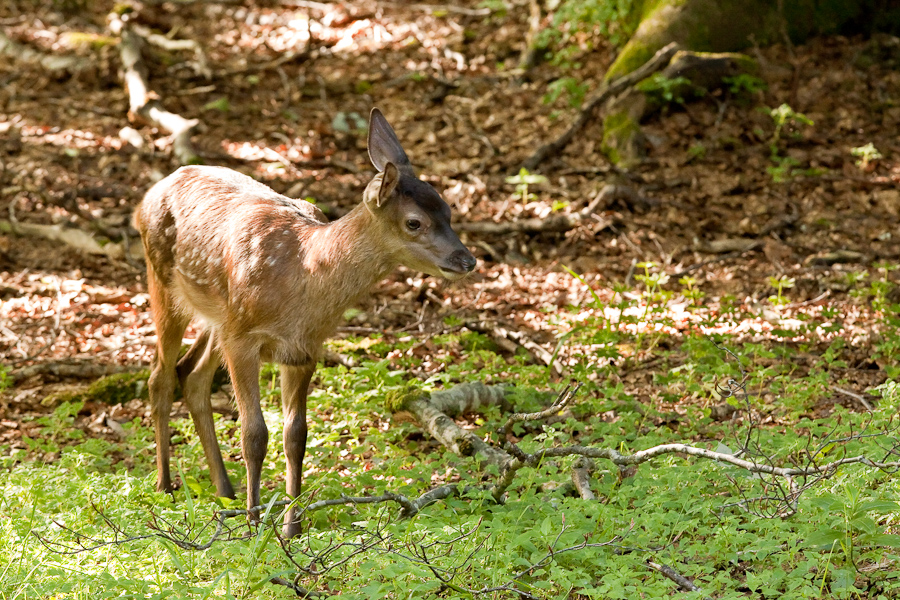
[834,386,874,411]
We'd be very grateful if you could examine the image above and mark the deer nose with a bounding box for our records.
[451,249,477,273]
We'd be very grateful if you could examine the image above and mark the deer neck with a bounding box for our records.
[303,203,397,306]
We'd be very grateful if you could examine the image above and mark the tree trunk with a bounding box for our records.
[601,0,875,164]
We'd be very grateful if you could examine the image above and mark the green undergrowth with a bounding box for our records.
[3,266,900,598]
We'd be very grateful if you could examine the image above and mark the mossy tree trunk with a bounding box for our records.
[601,0,881,164]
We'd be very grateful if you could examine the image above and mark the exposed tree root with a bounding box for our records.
[520,42,678,171]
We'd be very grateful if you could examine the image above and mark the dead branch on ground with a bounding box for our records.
[647,561,707,596]
[131,23,211,79]
[0,218,141,261]
[9,361,133,385]
[521,42,679,171]
[109,14,202,165]
[388,382,513,468]
[385,356,899,514]
[0,30,89,73]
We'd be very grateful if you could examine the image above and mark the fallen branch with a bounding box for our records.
[571,457,596,500]
[521,42,679,171]
[386,378,899,516]
[132,23,211,79]
[0,219,141,261]
[647,561,706,595]
[110,15,202,164]
[835,386,874,411]
[0,30,89,73]
[387,384,513,468]
[9,361,132,385]
[428,381,514,416]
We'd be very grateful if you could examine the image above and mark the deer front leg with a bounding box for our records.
[178,327,235,499]
[280,362,315,538]
[223,343,267,518]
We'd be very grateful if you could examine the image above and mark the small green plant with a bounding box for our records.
[723,73,767,96]
[767,155,801,182]
[850,142,882,169]
[686,143,707,162]
[0,366,11,392]
[537,0,635,68]
[636,73,692,104]
[331,111,367,134]
[505,168,547,204]
[765,103,813,151]
[763,104,814,182]
[679,275,705,306]
[202,97,231,112]
[542,77,589,108]
[808,485,900,565]
[767,275,796,306]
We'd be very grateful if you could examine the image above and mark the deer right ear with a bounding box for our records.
[375,162,400,208]
[368,108,413,174]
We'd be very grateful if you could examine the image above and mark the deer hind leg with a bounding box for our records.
[146,262,190,494]
[177,327,236,499]
[222,341,266,517]
[280,362,315,538]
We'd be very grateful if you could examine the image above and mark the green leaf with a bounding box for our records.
[202,97,231,112]
[868,534,900,548]
[803,530,843,550]
[858,500,900,513]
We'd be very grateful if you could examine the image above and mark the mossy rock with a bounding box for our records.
[42,369,150,407]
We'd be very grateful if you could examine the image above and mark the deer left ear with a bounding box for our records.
[376,162,400,208]
[368,108,413,174]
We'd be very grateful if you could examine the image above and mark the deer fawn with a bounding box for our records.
[134,108,476,537]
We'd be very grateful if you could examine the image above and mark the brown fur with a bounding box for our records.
[134,108,475,538]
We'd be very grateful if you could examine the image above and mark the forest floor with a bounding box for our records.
[2,1,900,449]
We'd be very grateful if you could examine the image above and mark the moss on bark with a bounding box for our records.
[601,107,646,167]
[608,0,870,82]
[43,369,150,406]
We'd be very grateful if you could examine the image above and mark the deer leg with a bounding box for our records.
[279,362,315,538]
[178,327,235,499]
[223,342,266,518]
[146,263,190,494]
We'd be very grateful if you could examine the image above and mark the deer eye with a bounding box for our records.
[405,219,421,231]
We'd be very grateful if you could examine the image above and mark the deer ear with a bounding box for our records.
[368,108,412,173]
[376,162,400,207]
